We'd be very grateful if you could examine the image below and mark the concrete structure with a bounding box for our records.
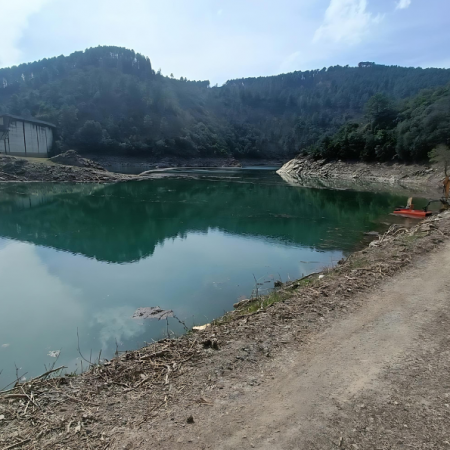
[0,114,56,157]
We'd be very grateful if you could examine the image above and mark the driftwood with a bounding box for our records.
[3,438,31,450]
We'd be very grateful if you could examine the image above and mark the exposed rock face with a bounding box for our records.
[50,150,106,171]
[277,157,441,191]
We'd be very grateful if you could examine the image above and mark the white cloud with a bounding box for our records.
[0,242,84,370]
[0,0,52,67]
[93,306,143,350]
[395,0,411,10]
[314,0,382,45]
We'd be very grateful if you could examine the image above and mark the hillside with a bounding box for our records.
[304,85,450,161]
[1,46,450,161]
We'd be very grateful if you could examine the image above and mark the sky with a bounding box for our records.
[0,0,449,85]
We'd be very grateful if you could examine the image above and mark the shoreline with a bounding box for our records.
[0,154,283,183]
[1,210,449,448]
[85,154,285,171]
[1,152,443,196]
[278,156,443,197]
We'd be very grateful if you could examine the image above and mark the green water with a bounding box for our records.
[0,169,424,386]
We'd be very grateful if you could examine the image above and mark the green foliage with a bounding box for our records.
[428,144,450,175]
[243,291,287,314]
[308,86,450,162]
[1,47,450,160]
[365,93,391,119]
[396,86,450,161]
[75,120,104,149]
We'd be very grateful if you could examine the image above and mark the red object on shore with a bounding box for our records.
[393,208,432,218]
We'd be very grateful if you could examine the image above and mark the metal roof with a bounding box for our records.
[0,114,56,128]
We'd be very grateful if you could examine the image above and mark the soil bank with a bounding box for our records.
[1,211,450,449]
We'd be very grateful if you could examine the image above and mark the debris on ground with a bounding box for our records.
[1,212,450,449]
[192,324,211,331]
[132,307,174,320]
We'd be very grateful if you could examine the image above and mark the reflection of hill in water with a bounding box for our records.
[277,170,436,198]
[0,180,405,263]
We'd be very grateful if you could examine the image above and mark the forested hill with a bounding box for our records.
[1,46,450,162]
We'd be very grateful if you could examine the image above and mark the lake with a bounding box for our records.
[0,169,423,386]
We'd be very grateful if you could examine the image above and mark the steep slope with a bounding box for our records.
[301,85,450,161]
[1,46,450,160]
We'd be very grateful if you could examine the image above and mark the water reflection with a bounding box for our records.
[0,173,420,384]
[0,241,84,380]
[0,177,412,263]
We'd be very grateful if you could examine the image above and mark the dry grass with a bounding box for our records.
[15,156,56,165]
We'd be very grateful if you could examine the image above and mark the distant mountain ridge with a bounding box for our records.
[0,45,449,162]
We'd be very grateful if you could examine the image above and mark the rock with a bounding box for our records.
[186,415,194,424]
[277,156,442,193]
[50,150,106,171]
[274,280,283,288]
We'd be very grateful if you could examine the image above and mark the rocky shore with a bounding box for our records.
[49,150,107,171]
[0,153,284,183]
[0,153,213,183]
[0,154,135,183]
[278,157,442,194]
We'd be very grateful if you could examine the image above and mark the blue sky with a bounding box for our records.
[1,0,448,85]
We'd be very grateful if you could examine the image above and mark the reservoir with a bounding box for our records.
[0,169,422,386]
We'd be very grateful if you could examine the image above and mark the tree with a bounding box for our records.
[429,144,450,176]
[75,121,104,149]
[364,94,396,127]
[59,105,79,137]
[1,45,450,159]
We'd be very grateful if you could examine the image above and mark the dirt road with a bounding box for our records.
[124,242,450,449]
